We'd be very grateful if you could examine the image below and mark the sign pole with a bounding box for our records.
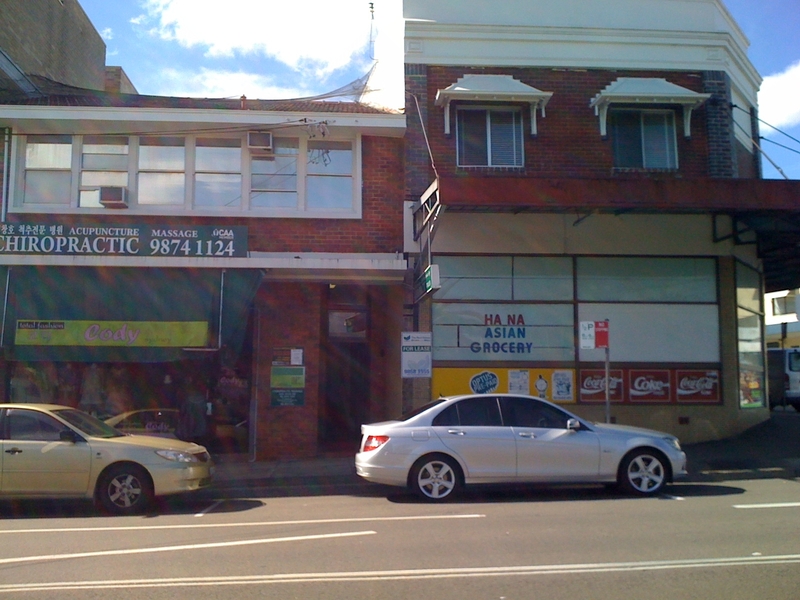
[604,345,611,424]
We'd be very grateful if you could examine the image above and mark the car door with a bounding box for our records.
[0,408,92,496]
[500,396,601,481]
[431,396,516,481]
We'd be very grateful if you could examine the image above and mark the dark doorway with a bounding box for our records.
[320,286,370,453]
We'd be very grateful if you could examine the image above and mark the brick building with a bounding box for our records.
[399,0,800,442]
[0,3,406,458]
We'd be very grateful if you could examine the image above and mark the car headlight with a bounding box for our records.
[663,437,682,452]
[156,449,199,463]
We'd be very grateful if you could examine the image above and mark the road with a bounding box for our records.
[1,476,799,599]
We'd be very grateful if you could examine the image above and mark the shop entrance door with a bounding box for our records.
[321,340,370,452]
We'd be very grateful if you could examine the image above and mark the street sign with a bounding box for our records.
[580,320,609,349]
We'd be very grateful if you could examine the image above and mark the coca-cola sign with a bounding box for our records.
[676,370,720,402]
[628,370,671,402]
[579,370,624,403]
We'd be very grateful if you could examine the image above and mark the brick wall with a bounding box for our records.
[405,65,726,200]
[253,282,322,459]
[0,0,106,90]
[247,135,405,254]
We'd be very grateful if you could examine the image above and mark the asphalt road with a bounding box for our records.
[1,473,799,599]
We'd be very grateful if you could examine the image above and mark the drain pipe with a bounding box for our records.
[1,127,10,222]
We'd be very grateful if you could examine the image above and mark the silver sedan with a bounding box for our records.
[355,394,687,501]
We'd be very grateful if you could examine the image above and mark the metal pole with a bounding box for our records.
[604,345,611,423]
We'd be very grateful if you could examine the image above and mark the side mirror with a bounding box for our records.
[566,418,581,431]
[60,429,80,443]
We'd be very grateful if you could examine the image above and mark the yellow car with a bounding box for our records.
[0,403,214,514]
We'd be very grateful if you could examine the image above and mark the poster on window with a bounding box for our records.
[432,368,576,404]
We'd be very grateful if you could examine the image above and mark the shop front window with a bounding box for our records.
[736,261,766,408]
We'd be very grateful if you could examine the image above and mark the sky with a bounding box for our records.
[77,0,800,180]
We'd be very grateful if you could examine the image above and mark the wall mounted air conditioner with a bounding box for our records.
[99,186,128,208]
[247,131,273,153]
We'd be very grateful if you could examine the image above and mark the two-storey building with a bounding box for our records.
[399,0,800,442]
[0,83,406,459]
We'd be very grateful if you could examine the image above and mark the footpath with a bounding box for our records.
[209,411,800,494]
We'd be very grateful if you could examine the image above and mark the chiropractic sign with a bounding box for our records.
[0,223,247,257]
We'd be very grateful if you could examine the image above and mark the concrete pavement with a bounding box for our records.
[209,411,800,493]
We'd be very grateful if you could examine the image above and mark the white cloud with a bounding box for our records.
[141,0,378,79]
[100,27,113,41]
[759,60,800,133]
[155,68,309,99]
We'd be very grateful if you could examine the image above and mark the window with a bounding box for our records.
[15,134,359,217]
[456,107,523,167]
[23,135,72,205]
[307,140,353,210]
[609,109,677,169]
[7,409,64,441]
[195,138,242,208]
[499,397,569,429]
[250,138,298,208]
[736,261,765,408]
[431,397,503,426]
[79,136,129,208]
[138,136,185,205]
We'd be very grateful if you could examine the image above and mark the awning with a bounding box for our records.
[0,266,262,362]
[434,75,553,135]
[590,78,711,138]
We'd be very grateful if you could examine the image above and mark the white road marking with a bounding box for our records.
[2,554,800,592]
[0,530,376,566]
[660,494,685,501]
[0,513,484,535]
[195,500,223,517]
[733,502,800,509]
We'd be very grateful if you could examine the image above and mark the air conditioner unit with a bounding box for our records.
[247,131,273,153]
[98,186,128,208]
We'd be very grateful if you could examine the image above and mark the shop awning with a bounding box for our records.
[0,266,262,362]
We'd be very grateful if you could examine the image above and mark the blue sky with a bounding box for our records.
[78,0,800,180]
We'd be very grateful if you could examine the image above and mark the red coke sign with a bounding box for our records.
[628,370,671,402]
[579,369,624,402]
[676,370,720,403]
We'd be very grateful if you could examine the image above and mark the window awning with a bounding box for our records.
[0,267,262,363]
[590,78,711,138]
[434,75,553,135]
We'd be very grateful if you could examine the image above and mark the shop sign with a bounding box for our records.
[0,224,247,257]
[433,368,576,404]
[15,320,208,347]
[579,369,625,403]
[676,370,720,402]
[628,369,671,402]
[401,332,432,378]
[270,366,305,407]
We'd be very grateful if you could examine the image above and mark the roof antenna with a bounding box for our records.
[369,2,375,60]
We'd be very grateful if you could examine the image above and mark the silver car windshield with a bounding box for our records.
[54,408,126,438]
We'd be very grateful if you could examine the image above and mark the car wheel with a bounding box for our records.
[410,455,461,501]
[619,449,667,496]
[96,464,153,515]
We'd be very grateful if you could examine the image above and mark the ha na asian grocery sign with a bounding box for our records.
[432,304,574,362]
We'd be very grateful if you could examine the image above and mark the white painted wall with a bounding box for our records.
[404,0,760,110]
[431,213,759,265]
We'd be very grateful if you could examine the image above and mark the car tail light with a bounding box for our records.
[363,435,389,452]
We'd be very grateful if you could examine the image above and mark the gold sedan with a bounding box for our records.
[0,403,214,514]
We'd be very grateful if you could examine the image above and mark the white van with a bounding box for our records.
[767,348,800,411]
